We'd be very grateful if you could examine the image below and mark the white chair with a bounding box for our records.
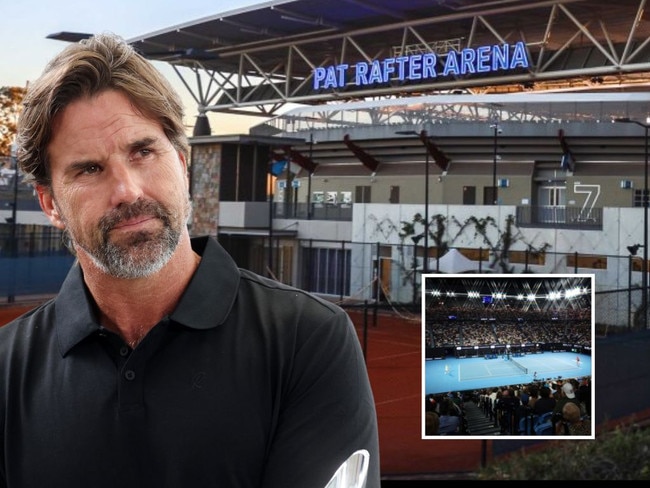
[324,449,370,488]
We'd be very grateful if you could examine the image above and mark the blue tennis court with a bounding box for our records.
[425,352,592,394]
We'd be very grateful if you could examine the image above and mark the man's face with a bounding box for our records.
[39,89,190,279]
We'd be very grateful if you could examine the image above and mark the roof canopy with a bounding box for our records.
[50,0,650,120]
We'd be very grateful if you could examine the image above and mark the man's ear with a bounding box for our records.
[178,151,190,188]
[35,185,65,230]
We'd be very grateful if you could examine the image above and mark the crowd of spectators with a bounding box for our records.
[424,292,592,436]
[467,376,591,436]
[425,391,468,436]
[425,376,592,436]
[425,304,591,349]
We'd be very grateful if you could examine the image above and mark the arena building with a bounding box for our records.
[41,0,650,329]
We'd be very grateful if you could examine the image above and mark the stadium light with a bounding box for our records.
[615,117,649,329]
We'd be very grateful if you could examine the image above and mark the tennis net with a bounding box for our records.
[510,357,528,375]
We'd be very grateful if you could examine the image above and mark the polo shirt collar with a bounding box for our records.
[55,260,102,356]
[55,236,241,356]
[170,236,240,330]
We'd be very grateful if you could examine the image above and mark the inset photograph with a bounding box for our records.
[422,274,594,440]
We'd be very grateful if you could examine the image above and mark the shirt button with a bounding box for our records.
[119,346,130,357]
[124,370,136,381]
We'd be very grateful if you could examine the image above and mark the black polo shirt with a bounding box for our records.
[0,236,380,488]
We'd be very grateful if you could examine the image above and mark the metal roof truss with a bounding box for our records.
[129,0,650,117]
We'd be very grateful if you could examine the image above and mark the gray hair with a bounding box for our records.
[16,32,189,186]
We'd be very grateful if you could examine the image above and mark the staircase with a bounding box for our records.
[463,401,502,436]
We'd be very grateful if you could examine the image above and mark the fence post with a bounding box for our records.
[362,300,368,361]
[339,240,345,303]
[7,143,19,303]
[629,254,633,331]
[373,241,379,303]
[524,247,529,273]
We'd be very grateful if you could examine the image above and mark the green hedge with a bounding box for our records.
[479,425,650,480]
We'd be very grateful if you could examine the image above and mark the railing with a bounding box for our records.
[276,203,604,227]
[516,206,603,230]
[0,222,641,331]
[1,224,73,303]
[274,202,353,221]
[0,189,41,213]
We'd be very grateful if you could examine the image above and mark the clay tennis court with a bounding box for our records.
[1,300,489,479]
[345,307,489,478]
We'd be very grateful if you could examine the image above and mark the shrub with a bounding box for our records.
[478,425,650,480]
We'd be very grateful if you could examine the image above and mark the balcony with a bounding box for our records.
[219,201,270,229]
[273,202,353,221]
[516,206,602,230]
[217,201,353,229]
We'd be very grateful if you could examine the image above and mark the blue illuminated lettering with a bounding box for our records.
[313,64,348,89]
[461,48,476,74]
[355,62,369,85]
[476,45,492,72]
[313,67,326,90]
[510,42,528,69]
[323,67,338,88]
[422,53,437,78]
[383,58,396,81]
[368,60,383,83]
[443,51,460,76]
[407,54,421,80]
[336,64,348,86]
[313,42,529,90]
[492,44,509,70]
[395,56,409,79]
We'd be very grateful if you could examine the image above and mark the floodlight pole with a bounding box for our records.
[307,132,313,220]
[643,122,648,330]
[411,233,423,310]
[422,129,430,274]
[395,129,430,274]
[10,145,18,251]
[8,143,18,303]
[412,240,418,308]
[615,117,649,329]
[490,123,500,205]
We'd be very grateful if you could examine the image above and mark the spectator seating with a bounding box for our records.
[533,411,554,435]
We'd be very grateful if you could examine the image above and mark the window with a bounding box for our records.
[301,247,351,296]
[634,189,649,207]
[389,185,400,203]
[463,186,476,205]
[355,185,371,203]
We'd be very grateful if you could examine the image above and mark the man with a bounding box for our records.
[561,401,591,436]
[552,381,583,435]
[0,33,379,488]
[532,385,556,416]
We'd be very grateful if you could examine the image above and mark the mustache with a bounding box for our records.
[99,199,170,235]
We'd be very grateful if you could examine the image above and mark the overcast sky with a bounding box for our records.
[1,0,267,134]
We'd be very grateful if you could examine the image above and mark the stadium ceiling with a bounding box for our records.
[51,0,650,119]
[424,275,592,301]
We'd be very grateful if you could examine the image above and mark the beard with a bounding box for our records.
[65,196,191,279]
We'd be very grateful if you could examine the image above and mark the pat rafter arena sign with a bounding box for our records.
[313,41,529,90]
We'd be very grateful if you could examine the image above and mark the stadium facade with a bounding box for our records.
[11,0,650,328]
